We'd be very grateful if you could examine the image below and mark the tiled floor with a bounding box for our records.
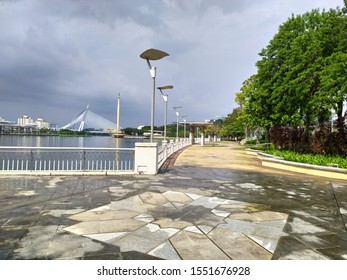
[1,142,347,260]
[64,191,288,260]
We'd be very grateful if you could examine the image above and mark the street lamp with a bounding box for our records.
[182,115,188,138]
[157,85,174,141]
[173,106,182,139]
[140,48,169,142]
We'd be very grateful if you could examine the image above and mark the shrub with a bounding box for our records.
[269,124,347,156]
[265,149,347,169]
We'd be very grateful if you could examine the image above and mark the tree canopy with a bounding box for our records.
[233,5,347,154]
[239,6,347,131]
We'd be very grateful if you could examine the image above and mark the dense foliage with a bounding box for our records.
[263,149,347,169]
[123,124,187,138]
[235,4,347,155]
[58,129,91,136]
[219,108,245,140]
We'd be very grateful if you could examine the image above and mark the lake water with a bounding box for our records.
[0,135,147,171]
[0,135,144,148]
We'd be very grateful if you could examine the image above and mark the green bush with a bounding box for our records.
[58,129,91,136]
[265,149,347,169]
[245,139,268,145]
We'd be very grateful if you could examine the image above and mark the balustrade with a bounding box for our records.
[0,138,192,175]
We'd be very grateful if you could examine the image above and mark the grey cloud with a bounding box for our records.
[36,0,166,30]
[199,0,256,13]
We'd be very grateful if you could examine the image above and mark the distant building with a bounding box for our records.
[18,115,35,126]
[205,116,225,123]
[36,118,49,129]
[0,117,15,125]
[49,123,59,130]
[0,117,15,134]
[17,115,50,129]
[215,115,225,121]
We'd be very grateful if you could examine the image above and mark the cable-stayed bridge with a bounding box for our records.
[61,105,116,131]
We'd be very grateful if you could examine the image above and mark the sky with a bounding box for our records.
[0,0,344,128]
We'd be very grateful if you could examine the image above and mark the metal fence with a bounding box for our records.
[0,146,135,173]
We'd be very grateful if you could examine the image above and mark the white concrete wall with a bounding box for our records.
[134,142,158,174]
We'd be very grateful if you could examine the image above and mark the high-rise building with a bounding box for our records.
[17,115,49,128]
[36,118,49,129]
[18,115,34,126]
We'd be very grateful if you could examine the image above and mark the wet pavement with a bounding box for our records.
[0,142,347,260]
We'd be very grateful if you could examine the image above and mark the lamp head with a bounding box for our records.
[140,49,169,60]
[157,85,174,90]
[173,106,182,110]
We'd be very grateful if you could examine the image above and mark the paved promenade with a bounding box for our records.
[1,142,347,260]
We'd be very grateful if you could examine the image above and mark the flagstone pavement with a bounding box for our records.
[1,142,347,260]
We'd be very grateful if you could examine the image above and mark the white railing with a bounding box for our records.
[0,139,192,175]
[157,138,191,170]
[0,146,135,173]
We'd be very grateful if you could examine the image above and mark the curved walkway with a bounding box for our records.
[175,142,294,175]
[0,142,347,260]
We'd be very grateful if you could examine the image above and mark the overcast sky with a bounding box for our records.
[0,0,344,128]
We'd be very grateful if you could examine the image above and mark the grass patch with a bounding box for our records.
[263,149,347,169]
[244,139,268,145]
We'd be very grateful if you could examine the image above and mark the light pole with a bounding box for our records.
[157,85,174,141]
[182,115,188,138]
[173,106,182,139]
[140,48,169,142]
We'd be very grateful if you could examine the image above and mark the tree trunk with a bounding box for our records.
[337,101,345,138]
[265,127,270,143]
[305,112,311,136]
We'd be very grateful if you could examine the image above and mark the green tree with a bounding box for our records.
[250,8,346,131]
[220,107,245,140]
[123,127,142,136]
[319,8,347,135]
[234,6,347,154]
[237,74,272,129]
[256,10,324,130]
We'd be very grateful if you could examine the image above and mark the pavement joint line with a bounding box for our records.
[329,184,347,232]
[61,189,288,260]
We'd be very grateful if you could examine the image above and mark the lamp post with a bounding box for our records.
[157,85,174,141]
[182,115,188,138]
[140,48,169,142]
[173,106,182,139]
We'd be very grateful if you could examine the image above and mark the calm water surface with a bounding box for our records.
[0,135,144,148]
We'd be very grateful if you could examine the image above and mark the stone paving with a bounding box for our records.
[64,191,287,260]
[0,142,347,260]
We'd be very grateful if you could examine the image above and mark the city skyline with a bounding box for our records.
[1,113,50,125]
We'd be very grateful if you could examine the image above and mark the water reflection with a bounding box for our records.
[0,135,144,148]
[115,138,120,170]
